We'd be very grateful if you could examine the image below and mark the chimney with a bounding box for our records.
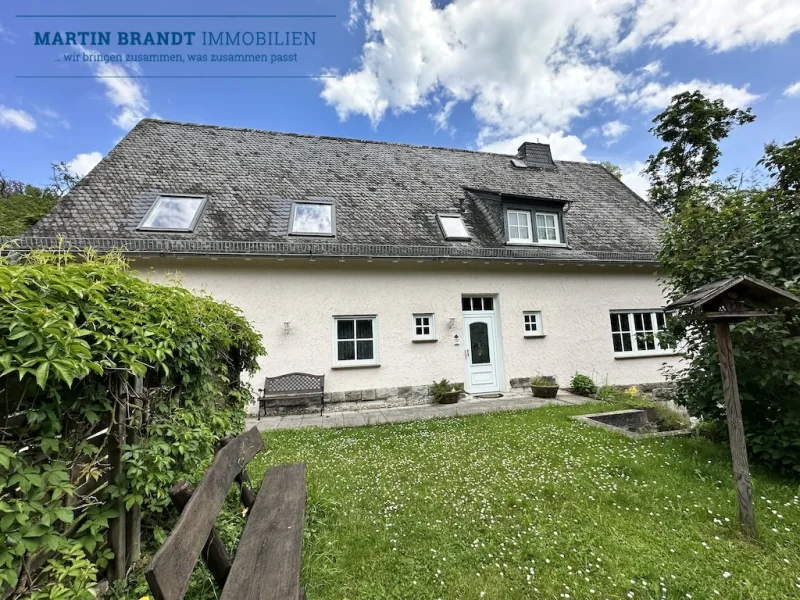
[516,142,556,169]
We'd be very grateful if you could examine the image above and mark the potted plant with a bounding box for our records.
[530,375,559,398]
[431,378,462,404]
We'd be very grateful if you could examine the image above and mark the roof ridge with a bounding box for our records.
[136,118,578,164]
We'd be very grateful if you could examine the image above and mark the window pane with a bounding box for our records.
[439,215,470,239]
[141,196,204,230]
[356,319,373,339]
[416,326,423,335]
[622,333,632,352]
[641,313,653,330]
[422,326,430,335]
[462,297,471,311]
[292,203,333,234]
[337,340,355,361]
[610,313,620,332]
[633,313,644,331]
[619,314,631,332]
[656,312,666,330]
[508,212,519,226]
[509,224,520,239]
[469,322,490,364]
[471,297,483,311]
[612,333,623,352]
[483,297,494,311]
[337,319,354,340]
[356,340,374,360]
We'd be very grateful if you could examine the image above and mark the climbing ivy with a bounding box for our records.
[0,246,264,597]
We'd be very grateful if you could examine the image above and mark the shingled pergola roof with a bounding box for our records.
[665,276,800,314]
[12,119,664,263]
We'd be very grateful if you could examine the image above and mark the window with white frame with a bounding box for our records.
[523,311,543,336]
[436,213,471,241]
[138,195,206,232]
[610,311,668,356]
[333,316,377,366]
[535,212,561,244]
[412,313,436,341]
[289,201,335,236]
[507,210,533,244]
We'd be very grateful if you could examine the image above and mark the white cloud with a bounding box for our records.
[0,105,36,131]
[320,0,779,145]
[79,46,156,129]
[601,120,629,143]
[347,0,362,30]
[618,80,760,111]
[67,151,103,178]
[479,131,588,162]
[620,161,650,200]
[619,0,800,52]
[784,81,800,97]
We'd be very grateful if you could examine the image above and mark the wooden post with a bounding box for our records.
[714,321,757,539]
[126,376,144,567]
[170,482,233,588]
[108,374,128,581]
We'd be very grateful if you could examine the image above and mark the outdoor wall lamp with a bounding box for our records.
[448,317,456,329]
[283,321,291,334]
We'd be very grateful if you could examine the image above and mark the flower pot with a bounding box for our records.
[531,384,559,399]
[437,390,461,404]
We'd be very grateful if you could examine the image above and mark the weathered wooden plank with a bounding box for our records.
[145,427,263,600]
[107,374,128,582]
[126,376,144,566]
[714,322,757,539]
[220,463,306,600]
[170,481,232,589]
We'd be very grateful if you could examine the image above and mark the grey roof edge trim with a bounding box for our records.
[1,236,659,265]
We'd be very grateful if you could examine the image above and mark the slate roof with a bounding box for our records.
[18,119,663,264]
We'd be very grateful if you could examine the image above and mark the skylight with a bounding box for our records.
[510,158,527,168]
[139,195,206,232]
[289,201,335,236]
[437,214,471,241]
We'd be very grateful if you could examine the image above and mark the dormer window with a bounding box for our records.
[138,195,206,232]
[436,213,471,241]
[503,205,564,246]
[289,200,335,236]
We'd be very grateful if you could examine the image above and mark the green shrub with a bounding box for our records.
[694,418,728,442]
[0,248,264,597]
[431,378,462,403]
[595,385,619,402]
[651,403,691,431]
[569,373,597,396]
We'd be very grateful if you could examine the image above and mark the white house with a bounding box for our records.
[24,119,679,411]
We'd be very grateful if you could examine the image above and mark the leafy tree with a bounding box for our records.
[48,161,79,198]
[0,173,57,237]
[656,115,800,471]
[599,161,622,180]
[759,137,800,192]
[644,90,755,215]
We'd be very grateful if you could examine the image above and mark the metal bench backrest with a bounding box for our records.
[263,372,324,395]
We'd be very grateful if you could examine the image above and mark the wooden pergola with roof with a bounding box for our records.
[665,275,800,539]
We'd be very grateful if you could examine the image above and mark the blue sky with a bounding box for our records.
[1,0,799,198]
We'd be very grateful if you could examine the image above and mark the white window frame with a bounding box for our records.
[610,310,671,358]
[436,213,471,241]
[523,311,544,337]
[412,313,436,342]
[332,315,379,367]
[535,212,561,245]
[137,194,207,232]
[507,209,533,244]
[288,200,336,237]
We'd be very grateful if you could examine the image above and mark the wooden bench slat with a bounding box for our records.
[220,464,307,600]
[145,427,264,600]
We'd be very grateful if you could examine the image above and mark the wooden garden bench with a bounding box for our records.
[258,372,325,418]
[145,427,307,600]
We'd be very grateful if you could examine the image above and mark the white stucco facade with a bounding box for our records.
[137,257,680,400]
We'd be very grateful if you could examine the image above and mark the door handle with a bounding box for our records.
[465,349,470,358]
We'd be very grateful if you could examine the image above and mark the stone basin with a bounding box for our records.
[571,409,692,439]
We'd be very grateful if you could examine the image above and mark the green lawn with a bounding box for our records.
[248,403,800,600]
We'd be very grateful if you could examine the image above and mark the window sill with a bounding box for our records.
[523,333,546,338]
[614,351,678,360]
[505,242,568,248]
[412,339,437,343]
[331,363,381,370]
